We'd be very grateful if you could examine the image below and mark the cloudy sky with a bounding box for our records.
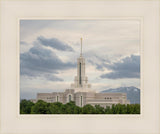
[20,20,140,99]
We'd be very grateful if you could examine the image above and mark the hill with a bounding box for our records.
[101,86,140,104]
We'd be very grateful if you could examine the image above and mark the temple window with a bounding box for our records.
[56,96,59,102]
[69,95,72,102]
[81,96,83,107]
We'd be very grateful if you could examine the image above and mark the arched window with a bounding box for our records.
[56,96,59,102]
[81,96,83,107]
[69,95,72,102]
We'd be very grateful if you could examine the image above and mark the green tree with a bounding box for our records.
[133,104,140,114]
[20,99,34,114]
[111,104,117,114]
[105,106,112,114]
[31,100,49,114]
[20,99,140,114]
[47,102,65,114]
[126,104,135,114]
[82,104,96,114]
[64,101,82,114]
[95,105,105,114]
[74,106,82,114]
[119,104,127,114]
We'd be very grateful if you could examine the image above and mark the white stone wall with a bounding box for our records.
[34,89,130,108]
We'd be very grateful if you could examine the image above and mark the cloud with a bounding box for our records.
[20,41,28,45]
[100,55,140,79]
[20,44,76,81]
[20,88,62,100]
[87,59,104,71]
[85,52,111,71]
[20,20,140,94]
[37,36,74,51]
[44,73,63,81]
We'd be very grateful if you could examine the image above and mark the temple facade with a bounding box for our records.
[31,38,130,107]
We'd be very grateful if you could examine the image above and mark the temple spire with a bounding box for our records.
[80,38,82,56]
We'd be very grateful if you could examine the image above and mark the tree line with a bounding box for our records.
[20,99,140,114]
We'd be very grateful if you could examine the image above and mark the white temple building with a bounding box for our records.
[31,38,130,107]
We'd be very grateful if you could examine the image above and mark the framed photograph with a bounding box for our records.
[0,0,159,134]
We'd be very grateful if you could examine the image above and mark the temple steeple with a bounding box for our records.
[70,38,91,90]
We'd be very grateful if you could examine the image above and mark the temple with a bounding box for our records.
[70,38,92,92]
[31,38,130,107]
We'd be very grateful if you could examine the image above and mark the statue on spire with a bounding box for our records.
[80,38,82,56]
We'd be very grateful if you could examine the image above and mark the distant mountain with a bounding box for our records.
[101,86,140,104]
